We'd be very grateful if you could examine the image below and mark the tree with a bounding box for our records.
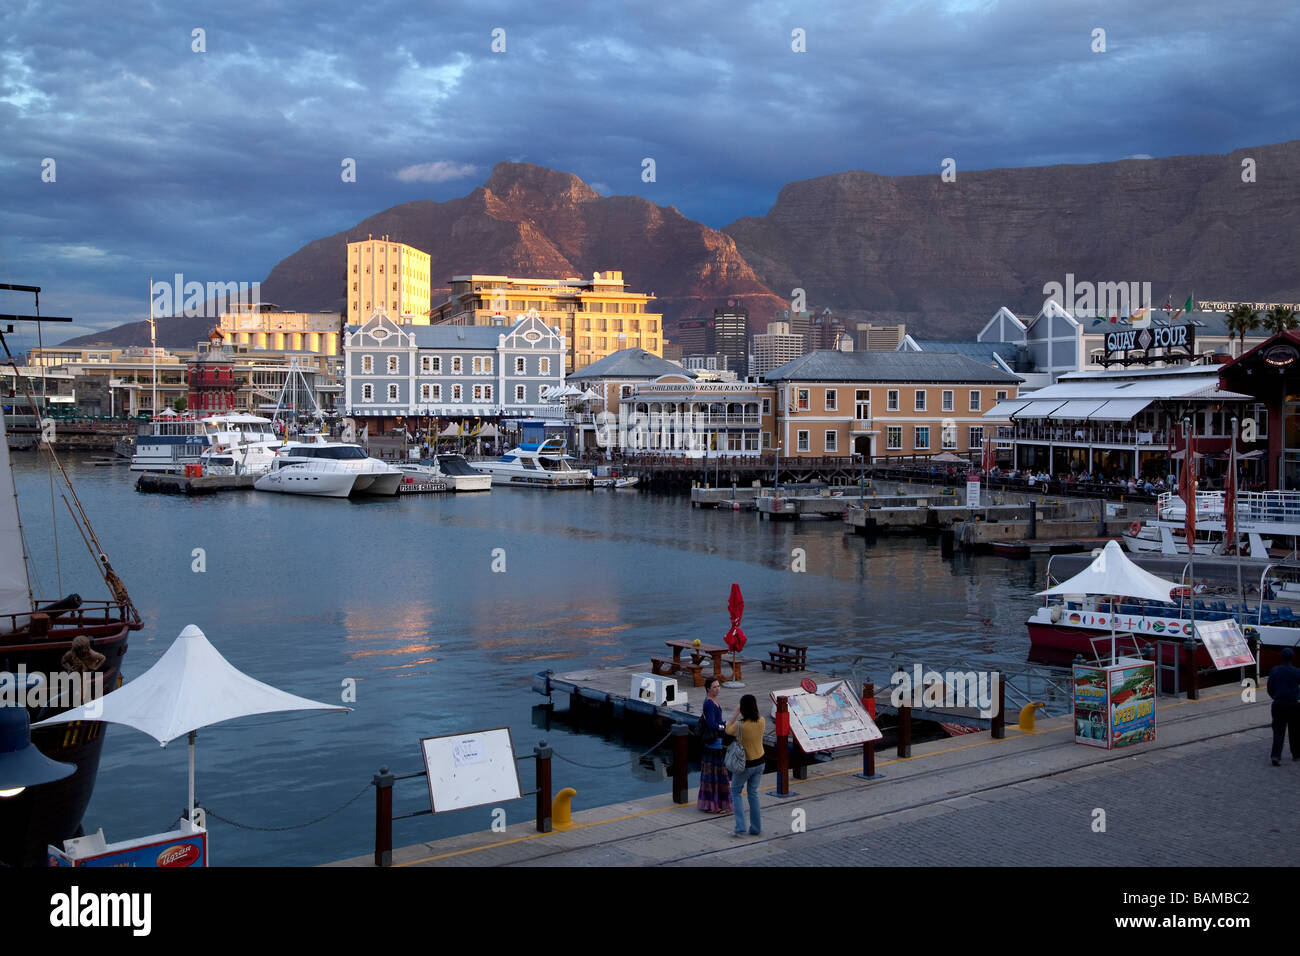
[173,396,187,412]
[1263,305,1298,335]
[1224,304,1260,356]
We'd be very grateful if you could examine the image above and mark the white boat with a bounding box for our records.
[472,438,593,488]
[130,413,280,473]
[399,455,492,492]
[255,435,402,497]
[1120,523,1272,558]
[593,476,639,489]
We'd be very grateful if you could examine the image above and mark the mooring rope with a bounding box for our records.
[201,782,371,832]
[548,727,678,769]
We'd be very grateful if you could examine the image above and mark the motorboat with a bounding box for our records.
[130,413,280,473]
[471,437,593,488]
[1121,523,1271,558]
[254,435,402,497]
[593,476,639,489]
[395,456,491,492]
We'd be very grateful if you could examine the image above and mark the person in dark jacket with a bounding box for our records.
[1267,647,1300,765]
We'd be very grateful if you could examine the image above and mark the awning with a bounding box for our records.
[986,399,1031,417]
[1089,398,1154,420]
[1008,399,1068,419]
[1047,399,1110,420]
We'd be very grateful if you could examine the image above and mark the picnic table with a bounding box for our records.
[651,639,743,685]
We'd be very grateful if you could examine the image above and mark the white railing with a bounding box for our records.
[1157,489,1300,524]
[1013,423,1174,446]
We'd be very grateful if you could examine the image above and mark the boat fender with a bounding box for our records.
[1128,521,1141,536]
[1050,606,1062,623]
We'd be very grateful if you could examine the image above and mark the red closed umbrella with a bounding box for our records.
[723,583,747,687]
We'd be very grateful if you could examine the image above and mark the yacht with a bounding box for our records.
[129,413,279,473]
[395,455,492,492]
[471,437,593,488]
[255,435,402,497]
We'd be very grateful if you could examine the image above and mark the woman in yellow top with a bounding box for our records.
[725,694,765,837]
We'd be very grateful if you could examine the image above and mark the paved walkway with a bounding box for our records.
[329,685,1296,867]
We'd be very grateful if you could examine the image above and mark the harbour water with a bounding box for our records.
[13,455,1056,866]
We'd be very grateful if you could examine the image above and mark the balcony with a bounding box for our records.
[1011,422,1176,446]
[850,418,873,434]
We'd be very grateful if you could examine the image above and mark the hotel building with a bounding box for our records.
[346,237,432,325]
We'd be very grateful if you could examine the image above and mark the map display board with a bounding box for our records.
[421,727,522,813]
[1195,619,1256,670]
[1073,660,1156,749]
[769,680,882,753]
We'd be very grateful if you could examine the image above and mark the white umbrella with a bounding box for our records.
[580,388,601,401]
[34,625,348,823]
[1038,540,1182,662]
[478,424,499,438]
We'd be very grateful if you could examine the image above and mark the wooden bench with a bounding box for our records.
[650,657,706,686]
[761,643,809,673]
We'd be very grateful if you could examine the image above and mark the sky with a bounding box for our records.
[1,0,1296,342]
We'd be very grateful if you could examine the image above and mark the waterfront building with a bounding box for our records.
[751,322,806,378]
[343,309,566,432]
[675,317,711,357]
[219,304,344,356]
[897,335,1050,390]
[346,237,432,326]
[617,374,775,457]
[187,329,236,415]
[856,323,908,351]
[711,303,749,377]
[428,270,662,373]
[566,348,693,455]
[764,349,1021,459]
[984,365,1259,482]
[1218,330,1300,490]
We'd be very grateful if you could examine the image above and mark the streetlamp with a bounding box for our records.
[0,704,74,799]
[773,440,781,494]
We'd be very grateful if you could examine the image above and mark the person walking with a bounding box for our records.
[1267,647,1300,765]
[725,694,766,836]
[697,677,732,814]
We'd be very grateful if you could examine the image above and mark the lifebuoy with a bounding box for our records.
[1128,521,1142,536]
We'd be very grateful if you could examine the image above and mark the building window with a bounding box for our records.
[996,390,1008,401]
[362,355,373,374]
[762,397,771,416]
[797,430,810,452]
[431,385,441,401]
[915,426,930,450]
[484,385,493,401]
[515,384,525,402]
[452,357,462,374]
[452,385,462,402]
[540,358,550,375]
[421,384,431,401]
[915,390,927,412]
[387,384,398,402]
[825,390,837,411]
[887,426,902,450]
[797,388,810,411]
[430,356,440,374]
[515,357,525,374]
[762,432,771,450]
[855,390,870,419]
[969,426,984,450]
[825,430,838,452]
[969,390,981,412]
[941,390,953,412]
[1253,404,1269,438]
[387,356,398,374]
[942,423,957,449]
[362,384,373,401]
[887,390,899,412]
[473,385,483,401]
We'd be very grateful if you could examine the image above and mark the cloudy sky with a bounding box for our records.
[1,0,1295,341]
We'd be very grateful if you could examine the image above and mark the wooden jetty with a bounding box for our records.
[135,473,258,495]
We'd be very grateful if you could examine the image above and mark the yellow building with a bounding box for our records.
[346,236,432,325]
[764,350,1021,459]
[219,306,343,356]
[430,270,662,373]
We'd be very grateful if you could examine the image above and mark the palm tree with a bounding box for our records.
[1224,304,1260,355]
[1263,305,1299,336]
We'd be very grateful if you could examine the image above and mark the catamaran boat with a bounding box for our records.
[472,437,593,488]
[129,413,280,473]
[395,455,492,492]
[254,435,402,498]
[1122,489,1293,559]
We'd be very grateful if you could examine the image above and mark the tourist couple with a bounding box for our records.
[697,677,765,837]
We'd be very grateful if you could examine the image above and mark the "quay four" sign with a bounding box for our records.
[1102,324,1195,365]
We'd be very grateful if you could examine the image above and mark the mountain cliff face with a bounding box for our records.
[257,162,785,336]
[64,145,1300,350]
[724,141,1300,335]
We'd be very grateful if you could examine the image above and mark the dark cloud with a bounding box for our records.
[0,0,1295,337]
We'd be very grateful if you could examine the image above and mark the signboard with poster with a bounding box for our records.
[1073,659,1157,749]
[1100,323,1196,366]
[421,727,521,812]
[1195,619,1256,670]
[769,679,882,753]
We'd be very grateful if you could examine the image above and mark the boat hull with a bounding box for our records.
[254,469,358,497]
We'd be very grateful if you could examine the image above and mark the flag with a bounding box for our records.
[1180,424,1197,546]
[1224,434,1236,554]
[1184,294,1195,313]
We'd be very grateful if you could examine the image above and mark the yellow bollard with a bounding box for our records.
[1018,701,1046,732]
[553,787,579,831]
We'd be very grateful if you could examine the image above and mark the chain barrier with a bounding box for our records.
[548,727,679,769]
[201,782,371,832]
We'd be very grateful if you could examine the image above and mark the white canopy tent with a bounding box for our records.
[1037,540,1182,662]
[34,625,348,824]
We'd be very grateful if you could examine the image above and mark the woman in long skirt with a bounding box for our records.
[697,677,732,813]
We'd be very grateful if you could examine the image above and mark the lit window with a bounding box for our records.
[887,426,902,450]
[914,426,930,450]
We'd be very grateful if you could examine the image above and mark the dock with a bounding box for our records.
[135,473,259,495]
[327,684,1284,868]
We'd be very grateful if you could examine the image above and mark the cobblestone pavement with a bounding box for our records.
[696,728,1294,867]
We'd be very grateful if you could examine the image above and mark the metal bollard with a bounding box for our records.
[991,672,1006,739]
[1185,641,1199,701]
[670,724,689,804]
[775,696,790,796]
[535,740,553,832]
[373,765,394,868]
[897,703,912,758]
[861,682,877,778]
